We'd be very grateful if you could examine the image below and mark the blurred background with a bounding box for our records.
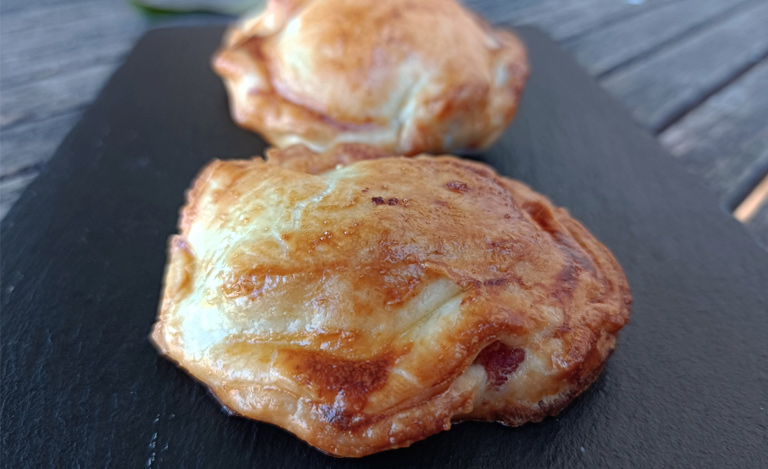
[1,0,767,248]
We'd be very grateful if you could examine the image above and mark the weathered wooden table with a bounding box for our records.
[2,0,767,248]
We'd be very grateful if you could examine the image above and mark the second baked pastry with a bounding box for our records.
[213,0,529,155]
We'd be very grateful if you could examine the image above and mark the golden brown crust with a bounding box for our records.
[151,144,631,457]
[212,0,529,155]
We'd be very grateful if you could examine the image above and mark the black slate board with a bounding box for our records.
[2,26,767,468]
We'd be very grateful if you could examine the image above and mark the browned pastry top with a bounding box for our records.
[151,144,630,457]
[213,0,528,155]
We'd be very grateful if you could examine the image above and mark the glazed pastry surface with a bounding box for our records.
[213,0,529,155]
[151,144,631,457]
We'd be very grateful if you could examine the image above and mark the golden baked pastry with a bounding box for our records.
[212,0,529,155]
[151,144,631,457]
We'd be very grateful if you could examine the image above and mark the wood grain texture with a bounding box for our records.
[0,111,84,179]
[0,0,144,222]
[601,1,768,132]
[565,0,752,76]
[1,29,140,91]
[0,172,39,220]
[506,0,672,41]
[462,0,546,21]
[1,63,118,128]
[1,5,142,78]
[0,2,144,91]
[660,61,768,204]
[1,0,98,14]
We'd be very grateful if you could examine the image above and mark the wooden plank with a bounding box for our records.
[95,0,257,14]
[0,111,83,179]
[601,1,768,132]
[745,200,768,250]
[0,172,39,221]
[460,0,550,20]
[0,1,144,206]
[470,0,568,24]
[1,0,128,35]
[659,61,768,203]
[507,0,673,41]
[1,63,116,129]
[565,0,751,76]
[0,4,230,216]
[0,0,96,14]
[1,37,138,91]
[0,4,143,90]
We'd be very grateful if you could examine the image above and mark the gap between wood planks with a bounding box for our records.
[589,0,759,79]
[556,0,676,42]
[506,0,677,43]
[654,50,768,136]
[734,173,768,223]
[598,0,768,133]
[663,53,768,220]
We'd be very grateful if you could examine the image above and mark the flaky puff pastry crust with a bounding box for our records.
[212,0,529,155]
[151,144,630,457]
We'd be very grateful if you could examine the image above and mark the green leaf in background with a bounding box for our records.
[129,0,265,18]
